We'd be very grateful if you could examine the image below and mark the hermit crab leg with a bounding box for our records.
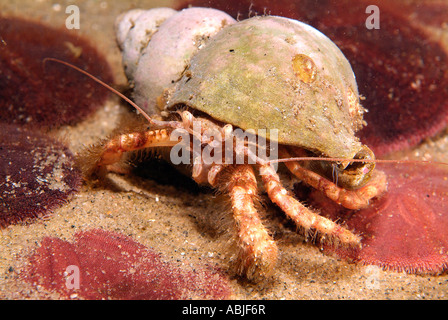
[279,148,387,210]
[220,165,278,281]
[78,128,178,177]
[259,163,361,247]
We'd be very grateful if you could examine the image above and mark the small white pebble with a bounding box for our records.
[52,3,61,11]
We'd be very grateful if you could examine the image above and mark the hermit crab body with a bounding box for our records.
[82,7,387,281]
[169,16,365,161]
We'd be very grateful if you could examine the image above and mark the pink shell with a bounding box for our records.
[116,7,236,114]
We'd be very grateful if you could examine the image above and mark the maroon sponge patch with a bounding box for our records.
[0,16,113,127]
[0,124,81,227]
[308,163,448,274]
[21,229,232,299]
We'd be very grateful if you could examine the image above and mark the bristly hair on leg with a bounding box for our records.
[76,139,110,179]
[75,119,146,179]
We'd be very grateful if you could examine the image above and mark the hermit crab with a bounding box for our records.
[72,7,387,281]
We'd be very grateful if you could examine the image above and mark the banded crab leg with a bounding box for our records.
[259,163,361,247]
[78,128,178,177]
[279,148,387,210]
[215,164,278,281]
[77,110,205,177]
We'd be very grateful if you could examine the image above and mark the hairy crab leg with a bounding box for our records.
[279,148,387,210]
[220,165,278,281]
[78,128,178,177]
[259,163,361,247]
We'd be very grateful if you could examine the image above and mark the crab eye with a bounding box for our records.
[355,145,375,161]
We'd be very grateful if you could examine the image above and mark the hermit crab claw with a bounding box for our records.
[319,145,376,190]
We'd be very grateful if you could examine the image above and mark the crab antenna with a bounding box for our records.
[43,58,155,125]
[267,157,448,167]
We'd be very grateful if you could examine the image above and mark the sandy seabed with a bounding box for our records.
[1,0,448,300]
